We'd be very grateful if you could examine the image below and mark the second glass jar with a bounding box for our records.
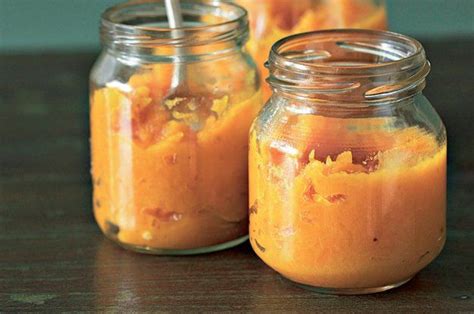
[90,0,261,254]
[249,30,446,294]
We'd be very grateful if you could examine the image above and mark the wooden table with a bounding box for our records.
[1,39,473,312]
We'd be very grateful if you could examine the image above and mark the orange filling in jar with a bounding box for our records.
[91,64,262,250]
[236,0,387,100]
[249,115,446,289]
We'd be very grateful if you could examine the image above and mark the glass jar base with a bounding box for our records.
[282,276,413,295]
[108,234,249,255]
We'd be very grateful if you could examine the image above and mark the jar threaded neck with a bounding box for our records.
[100,0,249,58]
[267,29,430,104]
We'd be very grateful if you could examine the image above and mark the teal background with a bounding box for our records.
[0,0,473,52]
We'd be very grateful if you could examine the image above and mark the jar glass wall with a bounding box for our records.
[249,30,446,294]
[235,0,387,99]
[90,0,261,254]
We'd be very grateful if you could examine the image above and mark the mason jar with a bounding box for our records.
[235,0,387,100]
[90,0,261,254]
[249,29,446,294]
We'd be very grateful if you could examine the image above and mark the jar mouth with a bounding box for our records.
[101,0,248,54]
[267,29,430,103]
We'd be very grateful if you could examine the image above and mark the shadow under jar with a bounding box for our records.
[249,29,446,294]
[90,0,261,254]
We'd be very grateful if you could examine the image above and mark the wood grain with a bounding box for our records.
[0,39,473,312]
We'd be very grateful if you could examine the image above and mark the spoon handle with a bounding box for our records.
[165,0,186,91]
[165,0,183,28]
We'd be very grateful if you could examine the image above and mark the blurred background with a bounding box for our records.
[0,0,473,52]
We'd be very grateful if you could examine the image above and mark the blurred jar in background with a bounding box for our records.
[236,0,387,99]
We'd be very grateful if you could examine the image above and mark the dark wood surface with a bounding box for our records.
[1,39,473,312]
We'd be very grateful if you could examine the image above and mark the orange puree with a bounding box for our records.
[236,0,387,99]
[249,115,446,288]
[91,68,262,250]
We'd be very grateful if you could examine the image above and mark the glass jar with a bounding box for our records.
[235,0,387,100]
[90,0,261,254]
[249,30,446,294]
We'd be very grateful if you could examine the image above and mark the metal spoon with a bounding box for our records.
[164,0,187,96]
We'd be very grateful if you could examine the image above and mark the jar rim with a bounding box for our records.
[101,0,249,50]
[267,29,430,103]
